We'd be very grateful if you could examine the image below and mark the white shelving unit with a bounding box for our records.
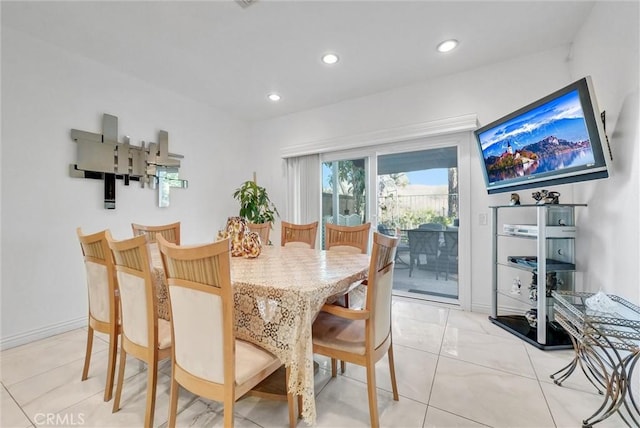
[489,203,586,350]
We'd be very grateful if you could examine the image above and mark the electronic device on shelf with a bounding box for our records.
[507,256,575,271]
[503,224,576,238]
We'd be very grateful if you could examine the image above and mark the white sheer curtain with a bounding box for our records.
[285,154,320,225]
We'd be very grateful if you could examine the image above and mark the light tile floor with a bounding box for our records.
[1,297,633,427]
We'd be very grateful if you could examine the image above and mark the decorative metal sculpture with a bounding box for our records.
[69,113,187,208]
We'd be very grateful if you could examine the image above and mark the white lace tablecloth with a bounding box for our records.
[150,244,369,424]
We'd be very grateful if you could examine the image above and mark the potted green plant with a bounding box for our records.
[232,180,279,225]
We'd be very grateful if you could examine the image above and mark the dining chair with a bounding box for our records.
[281,221,318,249]
[377,224,409,269]
[418,222,446,231]
[325,222,370,254]
[156,236,297,428]
[107,232,172,428]
[325,222,371,306]
[407,229,442,278]
[442,230,459,280]
[131,221,181,245]
[312,232,400,428]
[247,221,271,245]
[324,222,371,374]
[376,224,395,237]
[77,227,120,402]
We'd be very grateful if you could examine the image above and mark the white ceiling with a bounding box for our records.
[2,1,596,122]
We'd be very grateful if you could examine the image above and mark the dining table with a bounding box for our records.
[149,243,370,425]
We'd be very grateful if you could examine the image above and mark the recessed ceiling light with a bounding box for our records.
[267,93,281,102]
[437,39,458,53]
[321,53,339,65]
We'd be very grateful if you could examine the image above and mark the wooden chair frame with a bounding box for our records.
[156,236,297,428]
[77,227,120,402]
[325,222,371,253]
[312,232,400,428]
[325,221,371,314]
[131,221,181,244]
[281,221,318,249]
[247,221,271,246]
[107,233,172,428]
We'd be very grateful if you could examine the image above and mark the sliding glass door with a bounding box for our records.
[320,140,463,305]
[377,147,459,300]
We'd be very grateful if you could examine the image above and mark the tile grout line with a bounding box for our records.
[2,381,36,427]
[423,308,492,427]
[524,344,564,428]
[425,404,494,427]
[421,307,447,425]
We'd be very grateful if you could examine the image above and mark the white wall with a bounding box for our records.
[247,2,639,311]
[1,28,251,348]
[568,1,640,304]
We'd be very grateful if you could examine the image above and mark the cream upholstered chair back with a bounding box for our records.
[311,231,399,427]
[248,221,271,246]
[281,221,318,249]
[366,232,399,349]
[156,235,296,428]
[325,222,371,254]
[157,235,232,384]
[77,227,120,402]
[78,228,117,324]
[107,233,157,350]
[132,221,181,245]
[107,232,172,428]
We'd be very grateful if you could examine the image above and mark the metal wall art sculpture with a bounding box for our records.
[69,113,187,208]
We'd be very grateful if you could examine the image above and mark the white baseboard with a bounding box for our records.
[1,317,86,350]
[471,303,492,314]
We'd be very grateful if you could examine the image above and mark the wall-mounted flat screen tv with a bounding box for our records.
[474,76,611,194]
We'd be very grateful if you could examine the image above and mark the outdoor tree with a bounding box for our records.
[448,167,458,219]
[326,160,367,218]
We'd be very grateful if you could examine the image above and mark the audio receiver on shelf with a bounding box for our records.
[503,224,576,238]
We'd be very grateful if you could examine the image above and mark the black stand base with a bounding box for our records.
[489,315,573,350]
